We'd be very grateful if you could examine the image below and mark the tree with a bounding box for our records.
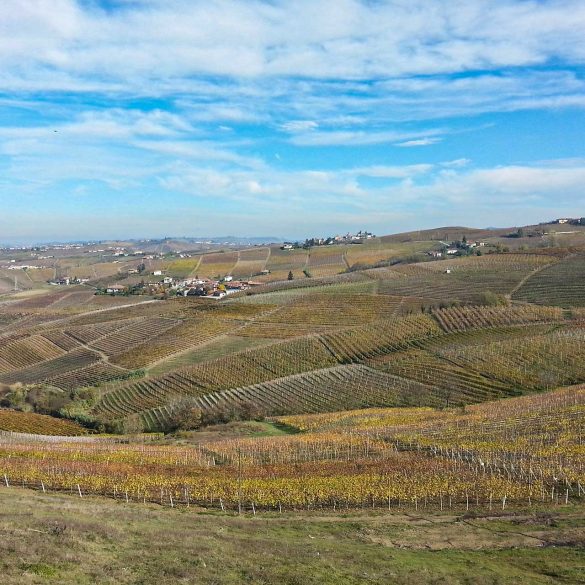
[168,405,203,431]
[287,271,294,280]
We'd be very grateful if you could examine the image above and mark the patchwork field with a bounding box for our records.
[1,240,585,431]
[0,225,584,583]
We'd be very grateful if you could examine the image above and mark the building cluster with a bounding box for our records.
[103,275,261,299]
[281,230,376,250]
[2,263,49,270]
[428,239,487,258]
[549,217,585,226]
[49,277,90,285]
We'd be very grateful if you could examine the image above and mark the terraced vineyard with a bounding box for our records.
[140,364,438,430]
[1,385,582,512]
[0,410,87,436]
[92,336,340,419]
[432,304,564,333]
[513,253,585,307]
[439,327,585,390]
[370,253,559,302]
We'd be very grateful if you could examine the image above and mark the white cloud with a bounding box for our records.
[396,137,442,147]
[441,158,471,168]
[280,120,319,133]
[289,128,446,146]
[154,157,585,214]
[2,1,585,86]
[1,2,584,242]
[349,164,434,178]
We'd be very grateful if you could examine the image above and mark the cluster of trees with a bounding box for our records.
[0,383,96,420]
[166,400,266,432]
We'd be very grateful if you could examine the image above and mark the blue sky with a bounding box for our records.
[1,1,585,243]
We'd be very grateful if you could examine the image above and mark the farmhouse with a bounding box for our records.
[106,284,125,294]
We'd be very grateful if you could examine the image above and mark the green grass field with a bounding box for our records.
[1,489,583,585]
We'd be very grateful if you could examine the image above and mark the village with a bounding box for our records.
[280,229,376,250]
[99,274,260,299]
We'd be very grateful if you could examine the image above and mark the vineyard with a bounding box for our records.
[196,251,239,278]
[91,336,341,419]
[432,304,564,333]
[245,294,404,327]
[0,232,584,526]
[0,348,100,386]
[0,410,87,436]
[438,327,585,390]
[230,247,270,278]
[0,384,582,512]
[139,364,437,431]
[513,253,585,307]
[0,334,66,372]
[366,253,559,303]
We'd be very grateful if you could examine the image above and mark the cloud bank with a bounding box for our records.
[0,1,584,241]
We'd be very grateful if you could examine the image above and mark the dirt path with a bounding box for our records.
[509,255,566,298]
[145,303,284,374]
[188,256,203,278]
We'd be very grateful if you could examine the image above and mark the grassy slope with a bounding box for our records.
[1,489,583,585]
[164,420,299,444]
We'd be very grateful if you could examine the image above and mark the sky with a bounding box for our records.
[1,0,585,244]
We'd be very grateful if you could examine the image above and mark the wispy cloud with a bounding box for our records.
[289,128,446,147]
[396,137,442,147]
[280,120,319,133]
[3,1,585,84]
[1,2,585,241]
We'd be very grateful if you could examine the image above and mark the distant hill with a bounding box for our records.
[380,226,515,243]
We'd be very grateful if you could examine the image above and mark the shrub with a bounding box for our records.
[479,291,509,306]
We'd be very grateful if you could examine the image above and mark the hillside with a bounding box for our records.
[0,221,584,585]
[2,488,583,585]
[1,223,585,434]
